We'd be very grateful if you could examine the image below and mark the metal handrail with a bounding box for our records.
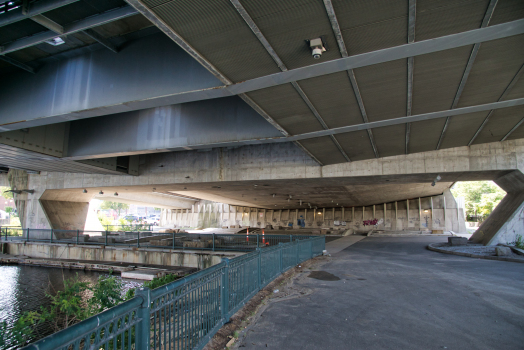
[21,236,325,350]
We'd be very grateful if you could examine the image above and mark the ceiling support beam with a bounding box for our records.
[61,98,524,160]
[0,55,35,73]
[125,0,324,165]
[405,0,416,154]
[229,0,350,162]
[227,18,524,96]
[0,0,79,28]
[290,98,524,142]
[468,63,524,145]
[323,0,379,158]
[30,14,64,34]
[501,117,524,142]
[0,6,137,55]
[82,29,118,53]
[436,0,499,150]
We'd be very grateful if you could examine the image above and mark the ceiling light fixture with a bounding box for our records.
[431,175,442,187]
[83,189,87,193]
[114,192,118,196]
[99,190,104,195]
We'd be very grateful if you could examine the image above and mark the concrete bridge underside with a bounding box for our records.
[3,139,523,245]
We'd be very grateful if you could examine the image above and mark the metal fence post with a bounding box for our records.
[256,248,261,289]
[50,229,53,243]
[172,232,175,250]
[105,231,108,246]
[76,230,79,245]
[221,258,230,321]
[137,231,140,248]
[289,235,292,242]
[26,228,29,242]
[212,233,215,251]
[135,287,151,349]
[256,234,259,248]
[278,242,283,272]
[310,240,313,259]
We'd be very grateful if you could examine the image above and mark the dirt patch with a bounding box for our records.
[307,270,340,281]
[203,255,330,350]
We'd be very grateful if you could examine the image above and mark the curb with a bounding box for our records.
[427,243,524,263]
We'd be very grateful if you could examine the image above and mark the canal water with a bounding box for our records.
[0,265,141,350]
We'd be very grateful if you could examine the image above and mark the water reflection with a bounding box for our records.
[0,266,140,350]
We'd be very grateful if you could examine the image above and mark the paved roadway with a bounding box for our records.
[235,236,524,350]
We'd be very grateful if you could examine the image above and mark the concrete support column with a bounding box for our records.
[470,170,524,245]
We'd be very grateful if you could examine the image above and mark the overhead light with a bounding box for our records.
[424,209,429,213]
[99,190,104,195]
[45,37,65,46]
[114,192,118,196]
[317,212,322,215]
[83,189,87,193]
[431,175,441,187]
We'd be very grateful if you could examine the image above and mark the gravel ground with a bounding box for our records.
[430,242,524,260]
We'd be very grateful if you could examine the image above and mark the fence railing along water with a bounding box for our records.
[0,227,317,252]
[21,236,325,350]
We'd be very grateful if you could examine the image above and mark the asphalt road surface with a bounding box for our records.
[235,236,524,350]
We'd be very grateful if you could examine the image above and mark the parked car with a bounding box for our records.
[145,216,160,225]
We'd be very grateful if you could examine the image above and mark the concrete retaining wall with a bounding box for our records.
[3,242,237,269]
[161,190,466,233]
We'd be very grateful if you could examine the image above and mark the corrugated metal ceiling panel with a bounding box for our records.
[335,131,376,161]
[412,46,473,114]
[409,119,446,153]
[354,59,407,122]
[439,111,490,149]
[242,0,341,70]
[502,67,524,101]
[297,72,362,128]
[372,124,406,158]
[149,0,280,82]
[457,35,524,108]
[472,105,524,144]
[333,0,407,56]
[489,0,524,26]
[416,0,489,41]
[0,19,45,44]
[299,136,348,165]
[246,84,323,135]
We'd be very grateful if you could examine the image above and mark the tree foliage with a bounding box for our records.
[0,272,182,349]
[0,186,13,200]
[451,181,505,218]
[100,201,129,215]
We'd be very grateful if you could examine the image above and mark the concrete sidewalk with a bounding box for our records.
[234,236,524,350]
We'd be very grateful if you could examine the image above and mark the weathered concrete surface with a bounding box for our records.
[4,242,239,269]
[160,192,465,233]
[470,170,524,245]
[235,237,524,350]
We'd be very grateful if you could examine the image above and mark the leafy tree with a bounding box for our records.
[451,181,506,218]
[100,201,129,216]
[0,186,13,200]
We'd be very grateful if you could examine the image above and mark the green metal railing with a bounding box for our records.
[0,227,317,252]
[104,224,155,231]
[22,236,325,350]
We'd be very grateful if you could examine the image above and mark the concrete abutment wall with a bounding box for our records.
[161,190,466,233]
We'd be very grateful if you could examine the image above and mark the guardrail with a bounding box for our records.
[0,227,317,252]
[22,236,325,350]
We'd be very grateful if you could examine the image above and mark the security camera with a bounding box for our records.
[309,37,326,60]
[312,47,323,59]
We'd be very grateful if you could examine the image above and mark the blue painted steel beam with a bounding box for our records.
[65,96,283,159]
[0,32,222,131]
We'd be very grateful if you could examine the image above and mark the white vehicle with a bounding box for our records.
[145,216,160,225]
